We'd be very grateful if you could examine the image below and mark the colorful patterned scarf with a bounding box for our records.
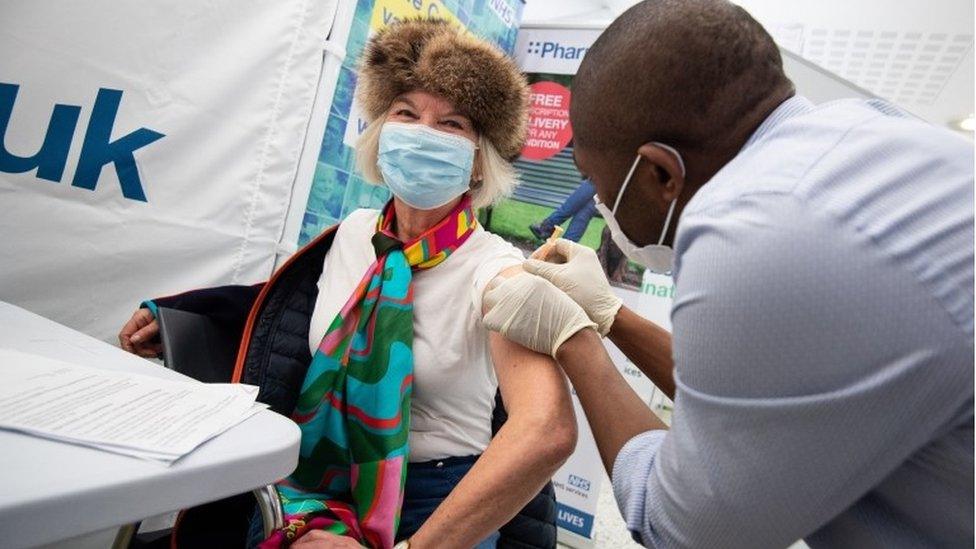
[261,197,478,548]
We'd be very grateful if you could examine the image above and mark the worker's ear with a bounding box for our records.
[635,143,685,204]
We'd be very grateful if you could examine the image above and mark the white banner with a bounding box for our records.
[0,0,337,341]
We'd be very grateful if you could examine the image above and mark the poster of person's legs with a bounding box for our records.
[486,66,641,290]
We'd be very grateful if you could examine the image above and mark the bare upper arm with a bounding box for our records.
[484,265,574,422]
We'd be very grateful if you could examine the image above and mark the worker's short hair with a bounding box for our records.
[572,0,793,153]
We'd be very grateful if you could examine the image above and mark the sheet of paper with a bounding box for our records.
[0,349,263,465]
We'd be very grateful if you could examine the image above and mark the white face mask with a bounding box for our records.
[377,122,476,210]
[593,143,686,274]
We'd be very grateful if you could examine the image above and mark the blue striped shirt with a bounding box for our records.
[612,96,974,548]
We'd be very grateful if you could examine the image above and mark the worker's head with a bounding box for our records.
[355,18,529,210]
[571,0,794,253]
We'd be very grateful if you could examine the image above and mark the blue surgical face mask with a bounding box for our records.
[377,122,476,210]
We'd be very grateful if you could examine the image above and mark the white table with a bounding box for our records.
[0,302,301,548]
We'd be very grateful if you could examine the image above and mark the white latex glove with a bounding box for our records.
[482,272,597,357]
[525,239,623,336]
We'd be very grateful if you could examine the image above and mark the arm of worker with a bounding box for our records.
[610,194,973,548]
[525,239,674,397]
[557,329,667,472]
[606,307,675,399]
[408,268,580,548]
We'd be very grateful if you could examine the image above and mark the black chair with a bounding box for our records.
[155,307,282,545]
[157,307,239,382]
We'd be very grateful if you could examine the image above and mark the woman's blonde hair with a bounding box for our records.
[355,117,518,209]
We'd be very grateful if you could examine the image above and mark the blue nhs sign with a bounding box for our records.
[0,83,164,202]
[556,502,595,538]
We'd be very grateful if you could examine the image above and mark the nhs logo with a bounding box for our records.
[525,40,589,60]
[486,0,516,28]
[568,474,591,492]
[0,83,164,202]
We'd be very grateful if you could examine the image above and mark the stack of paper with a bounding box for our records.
[0,349,267,465]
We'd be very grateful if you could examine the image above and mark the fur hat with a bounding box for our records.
[357,18,529,160]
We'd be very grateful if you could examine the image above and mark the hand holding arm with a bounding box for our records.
[525,240,674,397]
[482,272,596,356]
[482,268,667,473]
[524,239,622,336]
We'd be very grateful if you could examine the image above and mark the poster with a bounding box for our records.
[484,25,645,293]
[297,0,524,245]
[522,81,573,161]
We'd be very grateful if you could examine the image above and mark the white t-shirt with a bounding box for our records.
[307,208,524,462]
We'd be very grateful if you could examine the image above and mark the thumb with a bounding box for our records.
[482,285,513,333]
[482,300,505,333]
[483,283,504,314]
[483,275,522,314]
[523,258,559,280]
[552,238,581,259]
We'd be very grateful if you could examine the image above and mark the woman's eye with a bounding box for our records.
[396,109,416,118]
[442,120,463,129]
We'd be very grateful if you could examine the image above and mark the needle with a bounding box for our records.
[537,226,564,260]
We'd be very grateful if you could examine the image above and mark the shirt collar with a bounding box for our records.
[742,95,815,150]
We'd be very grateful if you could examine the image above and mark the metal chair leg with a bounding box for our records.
[111,523,138,549]
[254,484,284,539]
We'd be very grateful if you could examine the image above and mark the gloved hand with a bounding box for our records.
[483,272,596,357]
[525,239,623,336]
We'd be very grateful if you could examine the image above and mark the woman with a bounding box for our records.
[119,19,579,549]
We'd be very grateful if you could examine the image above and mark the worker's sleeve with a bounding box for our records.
[611,192,972,548]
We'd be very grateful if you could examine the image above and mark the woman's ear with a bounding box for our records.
[470,149,484,186]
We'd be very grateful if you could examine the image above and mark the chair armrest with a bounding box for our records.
[253,485,284,539]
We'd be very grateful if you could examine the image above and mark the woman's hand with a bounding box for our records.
[290,531,364,548]
[118,308,162,358]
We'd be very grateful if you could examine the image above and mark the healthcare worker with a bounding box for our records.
[483,0,974,547]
